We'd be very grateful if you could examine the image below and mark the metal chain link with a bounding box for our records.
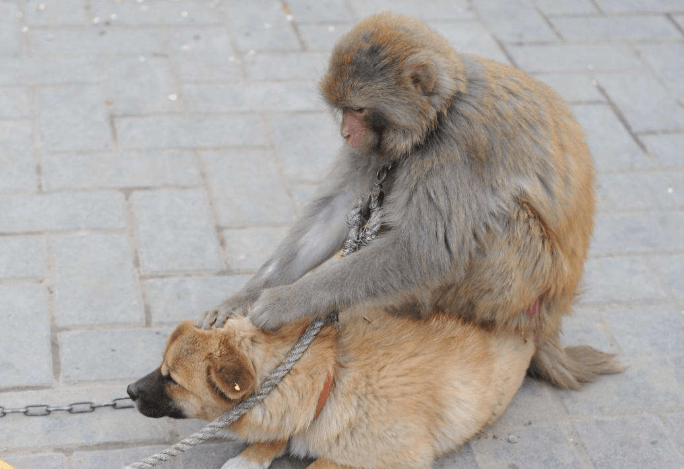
[0,397,133,417]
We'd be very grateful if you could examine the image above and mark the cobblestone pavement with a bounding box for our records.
[1,0,684,468]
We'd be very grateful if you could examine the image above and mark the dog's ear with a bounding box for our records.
[208,352,255,401]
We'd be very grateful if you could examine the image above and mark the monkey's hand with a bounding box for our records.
[249,285,316,331]
[195,294,254,330]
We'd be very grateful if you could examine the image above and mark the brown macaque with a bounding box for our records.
[198,13,621,389]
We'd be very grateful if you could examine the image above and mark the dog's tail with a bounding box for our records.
[527,335,624,390]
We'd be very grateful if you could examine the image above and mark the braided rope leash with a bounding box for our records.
[125,312,338,469]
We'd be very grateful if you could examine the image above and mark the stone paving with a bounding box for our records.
[1,0,683,468]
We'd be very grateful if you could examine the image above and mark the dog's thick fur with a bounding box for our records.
[129,308,536,468]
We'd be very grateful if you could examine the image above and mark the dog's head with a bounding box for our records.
[127,319,257,420]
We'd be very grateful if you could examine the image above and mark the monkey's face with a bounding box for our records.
[340,108,380,155]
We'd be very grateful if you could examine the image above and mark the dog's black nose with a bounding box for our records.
[127,383,138,401]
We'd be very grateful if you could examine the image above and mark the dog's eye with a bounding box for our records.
[165,374,179,386]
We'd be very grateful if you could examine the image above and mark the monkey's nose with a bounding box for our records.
[127,383,139,401]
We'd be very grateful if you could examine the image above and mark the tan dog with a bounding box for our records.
[128,308,535,468]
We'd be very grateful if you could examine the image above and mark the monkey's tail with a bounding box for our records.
[527,335,624,390]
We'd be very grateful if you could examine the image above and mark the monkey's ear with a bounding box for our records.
[405,52,438,95]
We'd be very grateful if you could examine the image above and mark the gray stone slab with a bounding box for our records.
[349,0,473,21]
[509,44,642,73]
[535,74,604,103]
[226,0,300,52]
[562,306,619,353]
[168,26,242,82]
[59,327,172,382]
[151,0,224,25]
[0,284,52,388]
[222,227,289,272]
[598,73,684,133]
[270,113,339,182]
[676,14,684,29]
[553,15,682,42]
[0,191,125,233]
[246,52,328,81]
[0,2,24,56]
[24,0,89,26]
[594,0,684,13]
[582,257,667,303]
[0,236,45,279]
[30,27,166,56]
[494,378,565,428]
[201,149,296,226]
[145,275,250,324]
[534,0,598,15]
[4,453,66,469]
[474,0,558,43]
[289,183,319,214]
[71,445,169,469]
[591,212,684,255]
[572,104,651,172]
[105,56,180,115]
[37,85,114,152]
[0,386,168,448]
[472,423,582,469]
[52,233,144,327]
[0,87,29,118]
[288,0,356,23]
[432,444,479,469]
[598,172,684,211]
[638,44,684,102]
[185,83,322,113]
[600,304,684,356]
[179,441,246,469]
[117,115,267,149]
[651,254,684,304]
[642,133,684,168]
[0,57,100,85]
[42,151,200,191]
[89,0,160,26]
[298,24,354,51]
[429,22,509,64]
[574,415,684,469]
[130,189,225,274]
[666,413,684,450]
[0,121,36,193]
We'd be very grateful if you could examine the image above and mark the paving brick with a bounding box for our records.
[474,0,558,43]
[222,227,289,272]
[24,0,89,26]
[59,327,172,382]
[0,121,36,193]
[472,424,582,468]
[179,441,246,469]
[130,189,225,273]
[535,74,605,103]
[598,172,684,211]
[651,254,684,304]
[71,445,168,469]
[349,0,473,21]
[676,14,684,29]
[105,57,180,115]
[52,233,144,327]
[270,113,339,182]
[144,275,250,324]
[0,386,168,448]
[37,85,114,152]
[246,52,328,81]
[30,27,166,56]
[429,22,509,64]
[117,115,267,149]
[151,0,224,25]
[0,284,51,388]
[298,24,354,51]
[494,378,565,428]
[572,104,651,172]
[0,236,45,279]
[562,306,619,353]
[591,212,684,255]
[600,304,684,356]
[0,57,100,85]
[0,2,24,56]
[0,87,29,118]
[200,149,295,226]
[553,15,682,42]
[509,44,642,73]
[638,44,684,102]
[0,191,125,233]
[168,26,241,82]
[42,151,201,191]
[574,415,684,469]
[226,0,300,52]
[582,257,667,303]
[641,133,684,168]
[534,0,598,15]
[185,83,322,113]
[595,0,684,13]
[4,453,66,469]
[289,183,320,214]
[667,413,684,450]
[89,0,159,26]
[598,73,684,133]
[288,0,356,23]
[432,444,479,469]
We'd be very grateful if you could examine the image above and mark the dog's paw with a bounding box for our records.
[220,456,270,469]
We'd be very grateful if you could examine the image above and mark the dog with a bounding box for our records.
[128,305,535,468]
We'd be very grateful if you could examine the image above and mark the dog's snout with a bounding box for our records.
[127,383,139,401]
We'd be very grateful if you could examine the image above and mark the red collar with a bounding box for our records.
[314,373,334,421]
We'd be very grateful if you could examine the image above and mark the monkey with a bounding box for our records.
[197,13,621,390]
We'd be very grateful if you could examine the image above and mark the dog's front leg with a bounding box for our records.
[307,459,352,469]
[220,440,288,469]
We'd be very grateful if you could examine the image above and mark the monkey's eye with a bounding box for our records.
[351,107,364,114]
